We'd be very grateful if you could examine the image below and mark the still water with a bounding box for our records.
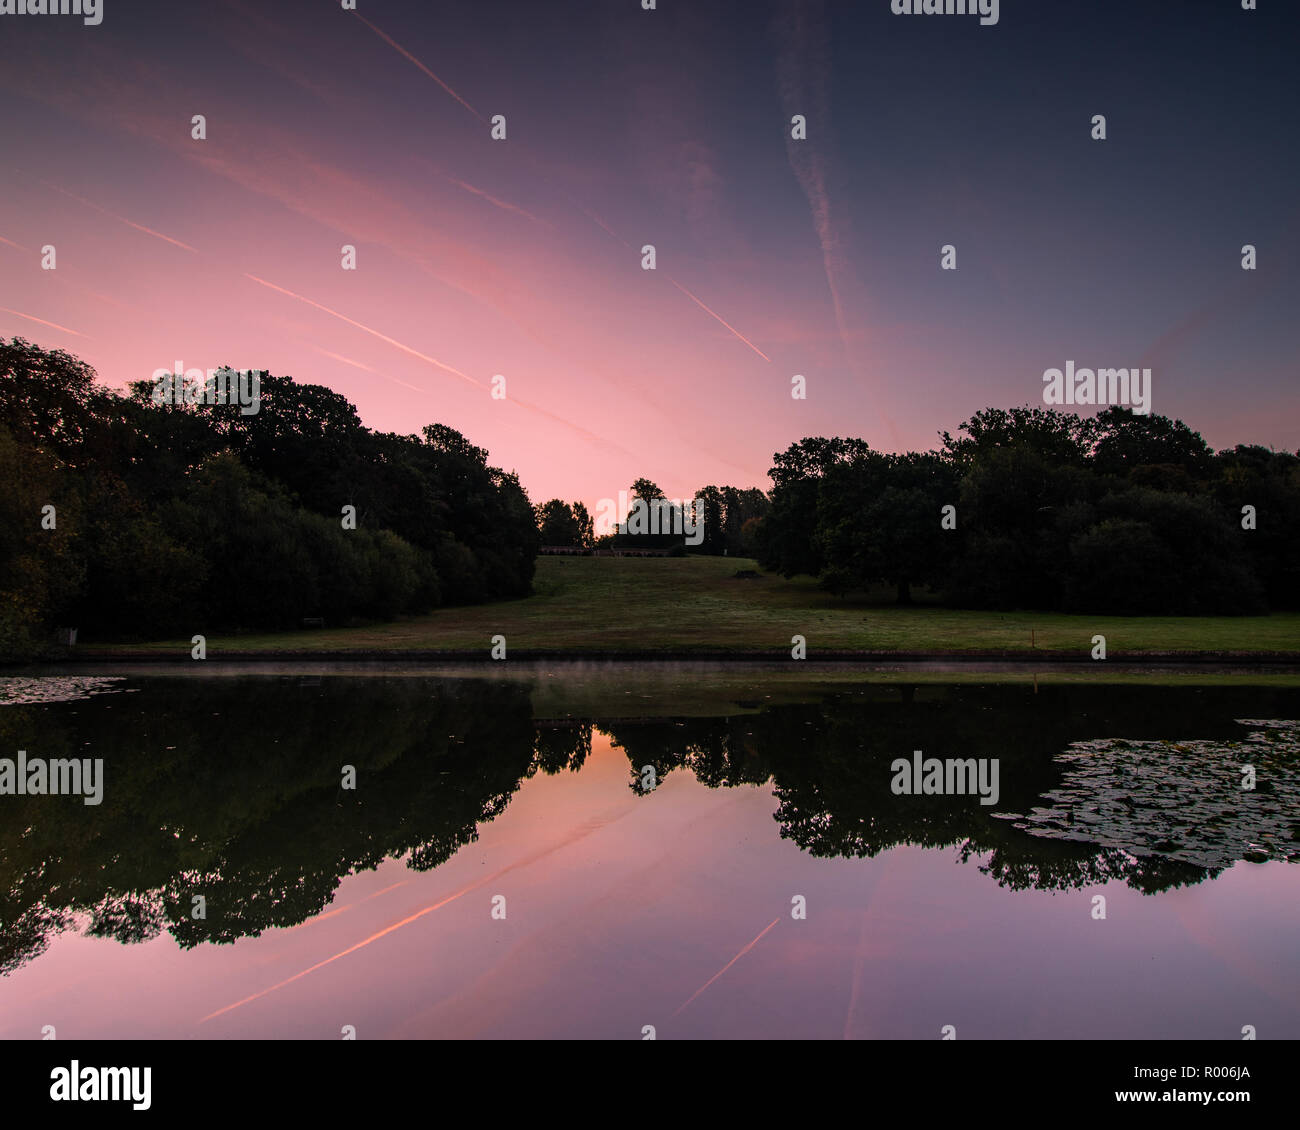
[1,665,1298,1039]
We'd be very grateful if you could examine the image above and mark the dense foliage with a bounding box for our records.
[0,339,538,656]
[755,407,1300,614]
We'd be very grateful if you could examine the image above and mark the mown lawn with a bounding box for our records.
[77,556,1300,657]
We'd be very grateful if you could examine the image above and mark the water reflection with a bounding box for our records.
[1,676,1297,979]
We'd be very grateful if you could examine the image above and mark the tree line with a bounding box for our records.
[753,407,1299,614]
[0,339,538,657]
[536,406,1299,615]
[535,478,770,556]
[5,338,1296,659]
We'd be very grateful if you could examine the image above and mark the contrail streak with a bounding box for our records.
[199,883,480,1022]
[351,11,486,123]
[0,307,86,337]
[335,18,766,370]
[672,916,780,1017]
[310,345,430,394]
[42,182,198,253]
[253,275,633,455]
[311,346,377,372]
[285,879,414,933]
[1,230,133,311]
[201,810,637,1024]
[583,209,635,251]
[668,277,772,362]
[508,391,624,450]
[245,274,481,387]
[583,209,770,362]
[448,177,551,227]
[843,907,871,1040]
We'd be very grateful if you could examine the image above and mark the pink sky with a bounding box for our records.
[2,1,1295,517]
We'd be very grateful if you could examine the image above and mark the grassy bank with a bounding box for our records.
[69,556,1300,659]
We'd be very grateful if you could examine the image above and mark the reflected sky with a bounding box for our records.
[1,674,1298,1039]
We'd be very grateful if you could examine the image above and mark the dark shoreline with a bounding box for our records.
[15,648,1300,666]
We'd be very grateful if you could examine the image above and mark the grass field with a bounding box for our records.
[75,556,1300,658]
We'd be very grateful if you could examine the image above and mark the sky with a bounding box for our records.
[1,0,1297,514]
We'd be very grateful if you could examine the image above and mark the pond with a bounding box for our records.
[1,664,1297,1039]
